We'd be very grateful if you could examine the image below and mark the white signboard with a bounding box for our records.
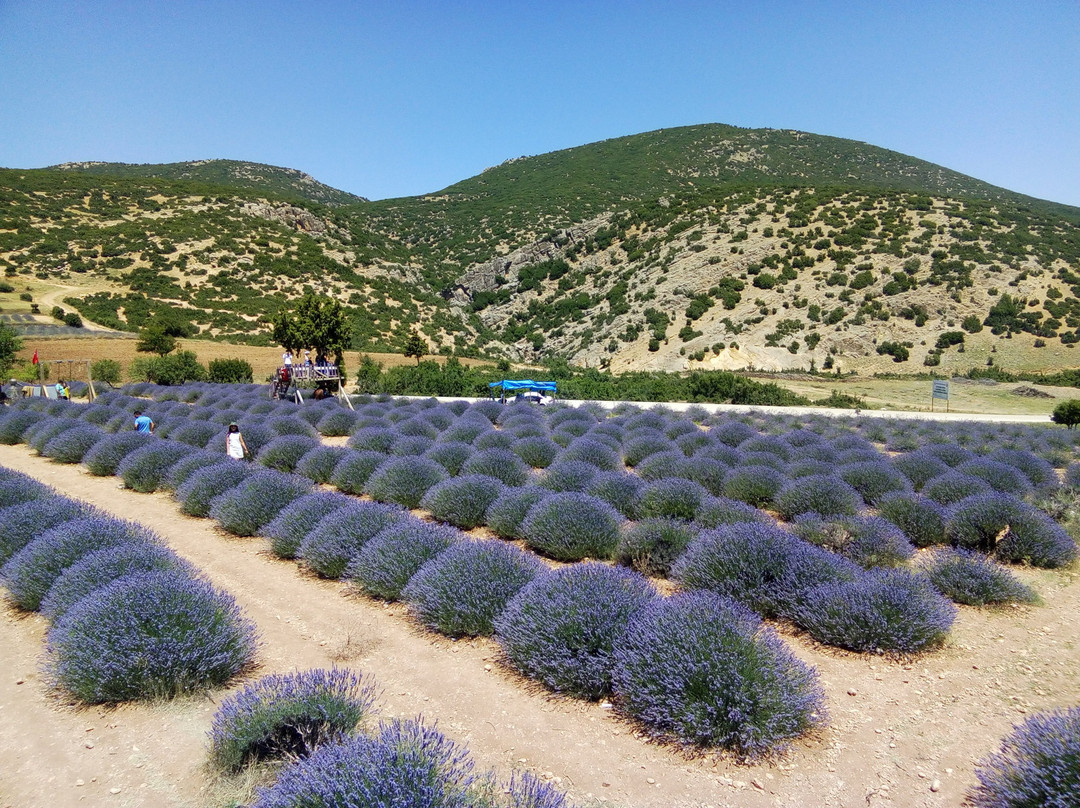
[932,380,950,400]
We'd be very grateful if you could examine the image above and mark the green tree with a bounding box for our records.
[354,354,384,393]
[0,322,22,377]
[91,359,123,385]
[273,292,352,364]
[1051,400,1080,430]
[136,324,177,356]
[403,329,427,364]
[207,358,254,384]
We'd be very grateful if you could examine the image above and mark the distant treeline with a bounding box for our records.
[355,356,816,407]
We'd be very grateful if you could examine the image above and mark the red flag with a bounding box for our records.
[31,350,38,365]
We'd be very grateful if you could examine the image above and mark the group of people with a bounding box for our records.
[54,379,71,400]
[132,408,251,461]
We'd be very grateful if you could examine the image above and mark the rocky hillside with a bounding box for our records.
[2,124,1079,375]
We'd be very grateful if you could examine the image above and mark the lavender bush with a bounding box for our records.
[117,441,192,493]
[510,436,561,469]
[485,487,550,540]
[41,542,192,621]
[294,445,349,484]
[615,518,698,578]
[721,466,785,508]
[210,470,313,536]
[621,434,675,468]
[208,667,380,772]
[990,448,1059,491]
[364,456,449,509]
[672,523,858,619]
[420,474,506,530]
[0,496,93,565]
[791,568,956,653]
[537,460,599,493]
[329,450,387,495]
[635,450,694,481]
[774,475,861,520]
[694,496,770,529]
[494,563,655,699]
[957,459,1034,496]
[461,448,531,487]
[838,461,911,506]
[252,718,478,808]
[402,540,545,637]
[0,474,51,508]
[316,410,360,437]
[45,570,257,702]
[345,520,460,600]
[347,426,398,453]
[922,471,993,506]
[41,425,106,464]
[792,514,914,568]
[994,509,1077,569]
[586,471,643,518]
[257,435,321,474]
[0,410,43,444]
[176,461,252,517]
[300,501,408,579]
[521,492,621,561]
[83,432,153,476]
[559,438,622,471]
[920,548,1038,606]
[171,421,221,448]
[612,591,826,756]
[424,441,476,475]
[2,516,155,611]
[263,491,354,559]
[969,706,1080,808]
[876,491,948,547]
[634,478,710,521]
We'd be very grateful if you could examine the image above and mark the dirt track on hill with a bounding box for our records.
[1,444,1078,808]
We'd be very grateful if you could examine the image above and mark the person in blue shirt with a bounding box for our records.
[133,410,155,434]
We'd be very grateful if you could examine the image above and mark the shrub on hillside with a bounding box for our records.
[403,540,545,637]
[117,441,191,493]
[41,542,192,621]
[876,491,948,547]
[2,516,155,611]
[328,450,387,495]
[485,487,550,540]
[968,706,1080,808]
[364,456,449,509]
[521,492,621,561]
[774,475,861,520]
[420,474,506,530]
[615,518,698,578]
[920,548,1038,606]
[210,470,313,537]
[790,568,956,653]
[612,591,826,756]
[46,570,257,703]
[208,667,380,772]
[83,432,153,476]
[494,563,655,700]
[0,497,93,565]
[300,502,409,579]
[207,358,254,384]
[263,491,354,559]
[345,520,460,601]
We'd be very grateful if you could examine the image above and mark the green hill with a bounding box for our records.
[46,159,367,207]
[2,123,1079,377]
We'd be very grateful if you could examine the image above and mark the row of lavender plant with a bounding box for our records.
[0,395,832,756]
[0,466,257,703]
[209,667,578,807]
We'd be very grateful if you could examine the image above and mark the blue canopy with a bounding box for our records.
[488,379,557,393]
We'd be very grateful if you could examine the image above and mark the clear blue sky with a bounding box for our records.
[2,1,1078,206]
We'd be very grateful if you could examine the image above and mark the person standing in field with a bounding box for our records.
[226,422,249,460]
[133,410,154,434]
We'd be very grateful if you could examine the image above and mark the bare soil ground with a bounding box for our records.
[1,445,1078,808]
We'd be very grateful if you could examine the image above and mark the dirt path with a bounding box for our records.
[1,444,1078,808]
